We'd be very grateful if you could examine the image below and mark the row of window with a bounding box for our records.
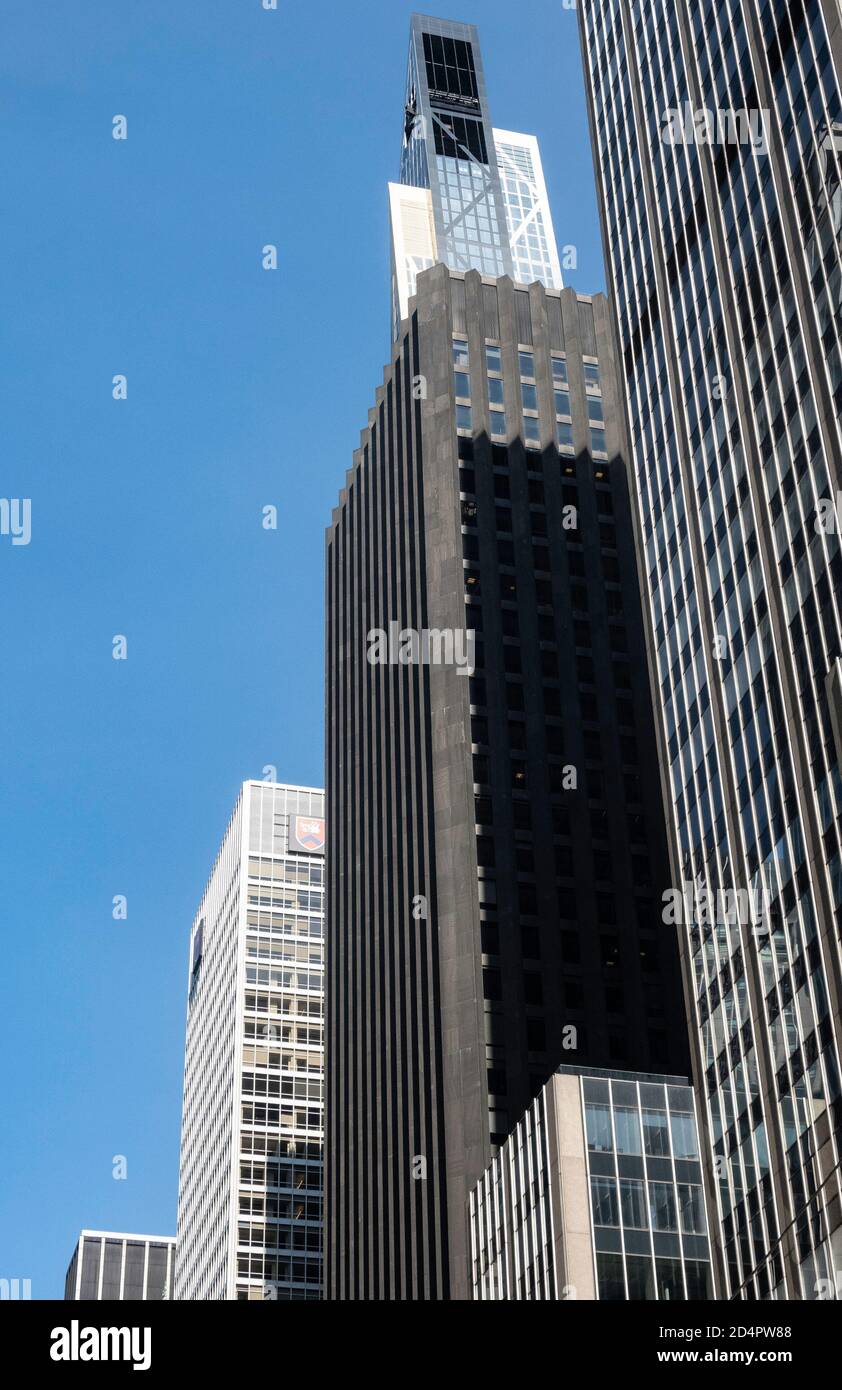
[454,339,606,453]
[454,339,602,393]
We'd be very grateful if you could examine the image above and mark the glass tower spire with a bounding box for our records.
[390,14,563,338]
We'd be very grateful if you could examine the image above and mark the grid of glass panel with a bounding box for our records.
[582,1074,713,1300]
[237,784,324,1301]
[581,0,842,1299]
[495,134,563,289]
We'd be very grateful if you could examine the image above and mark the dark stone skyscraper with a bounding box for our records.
[578,0,842,1298]
[325,16,687,1301]
[326,265,689,1299]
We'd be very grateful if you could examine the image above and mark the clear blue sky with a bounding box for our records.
[0,0,604,1298]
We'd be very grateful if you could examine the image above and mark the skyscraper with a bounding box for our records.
[389,15,562,339]
[175,781,325,1300]
[63,1232,175,1301]
[578,0,842,1298]
[325,15,688,1301]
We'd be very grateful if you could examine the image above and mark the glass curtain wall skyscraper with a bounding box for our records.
[175,781,325,1300]
[578,0,842,1299]
[390,14,563,339]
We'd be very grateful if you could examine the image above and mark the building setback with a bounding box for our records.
[469,1067,713,1300]
[325,263,689,1300]
[175,782,324,1300]
[578,0,842,1297]
[64,1232,175,1301]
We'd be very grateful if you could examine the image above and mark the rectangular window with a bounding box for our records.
[488,377,505,406]
[454,371,471,400]
[596,1252,625,1301]
[586,1102,613,1152]
[490,409,507,438]
[625,1255,655,1301]
[678,1185,707,1235]
[453,339,469,367]
[591,427,607,455]
[656,1258,684,1301]
[591,1176,620,1227]
[557,421,574,453]
[554,390,571,417]
[670,1111,699,1160]
[521,383,538,411]
[524,416,540,443]
[620,1178,649,1229]
[486,344,502,373]
[642,1109,670,1157]
[584,362,601,392]
[614,1105,642,1155]
[588,396,605,424]
[456,403,473,432]
[519,351,535,378]
[649,1183,678,1232]
[552,357,568,387]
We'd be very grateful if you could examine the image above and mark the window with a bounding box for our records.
[670,1111,699,1160]
[588,396,605,424]
[557,421,574,452]
[685,1262,712,1299]
[554,389,571,417]
[625,1256,655,1300]
[433,112,488,162]
[486,344,502,373]
[672,1106,700,1162]
[488,377,505,406]
[490,409,507,438]
[524,415,540,443]
[642,1109,670,1157]
[591,427,607,455]
[483,967,502,1001]
[614,1105,642,1155]
[596,1252,625,1301]
[649,1183,678,1232]
[519,351,535,378]
[552,357,568,386]
[526,1018,546,1052]
[586,1102,613,1152]
[655,1258,684,1301]
[620,1178,648,1229]
[584,362,601,392]
[456,404,473,431]
[678,1185,707,1235]
[591,1176,620,1227]
[564,979,583,1008]
[453,338,469,367]
[523,972,543,1005]
[601,936,620,969]
[454,371,471,399]
[561,931,580,964]
[521,383,538,411]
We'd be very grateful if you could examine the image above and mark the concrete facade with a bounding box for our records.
[325,265,688,1299]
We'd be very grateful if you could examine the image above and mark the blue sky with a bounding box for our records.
[0,0,604,1298]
